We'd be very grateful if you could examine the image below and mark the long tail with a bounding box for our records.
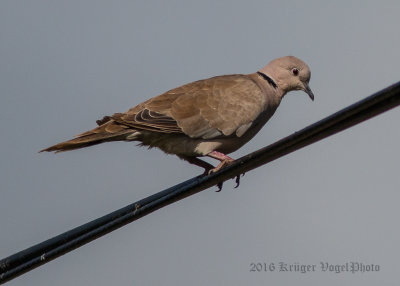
[40,117,135,153]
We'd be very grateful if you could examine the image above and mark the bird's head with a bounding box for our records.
[259,56,314,101]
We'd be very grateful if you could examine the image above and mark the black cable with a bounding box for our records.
[1,81,399,284]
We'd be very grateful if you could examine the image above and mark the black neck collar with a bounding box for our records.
[257,72,277,89]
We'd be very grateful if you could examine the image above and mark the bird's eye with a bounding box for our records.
[292,68,299,76]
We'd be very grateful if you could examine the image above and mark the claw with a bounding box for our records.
[216,182,223,192]
[234,175,241,188]
[234,173,246,188]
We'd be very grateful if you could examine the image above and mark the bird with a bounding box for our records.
[41,56,314,189]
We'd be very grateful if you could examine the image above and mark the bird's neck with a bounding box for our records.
[256,72,277,89]
[253,71,286,101]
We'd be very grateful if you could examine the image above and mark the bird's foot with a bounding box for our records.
[207,158,235,175]
[206,152,236,191]
[215,171,244,192]
[181,153,242,192]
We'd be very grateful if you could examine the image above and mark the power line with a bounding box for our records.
[1,81,399,284]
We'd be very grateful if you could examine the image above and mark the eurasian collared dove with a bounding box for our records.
[41,56,314,181]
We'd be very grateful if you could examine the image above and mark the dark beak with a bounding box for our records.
[303,83,314,101]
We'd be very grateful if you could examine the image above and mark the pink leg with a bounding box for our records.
[207,151,243,190]
[181,152,242,191]
[206,151,235,174]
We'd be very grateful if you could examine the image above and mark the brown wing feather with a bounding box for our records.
[111,110,182,133]
[104,74,265,139]
[167,75,265,138]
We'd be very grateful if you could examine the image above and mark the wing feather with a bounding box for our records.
[105,74,265,139]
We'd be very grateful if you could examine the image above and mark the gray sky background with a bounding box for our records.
[1,1,399,285]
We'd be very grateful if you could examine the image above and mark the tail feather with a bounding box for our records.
[39,132,131,153]
[40,119,135,153]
